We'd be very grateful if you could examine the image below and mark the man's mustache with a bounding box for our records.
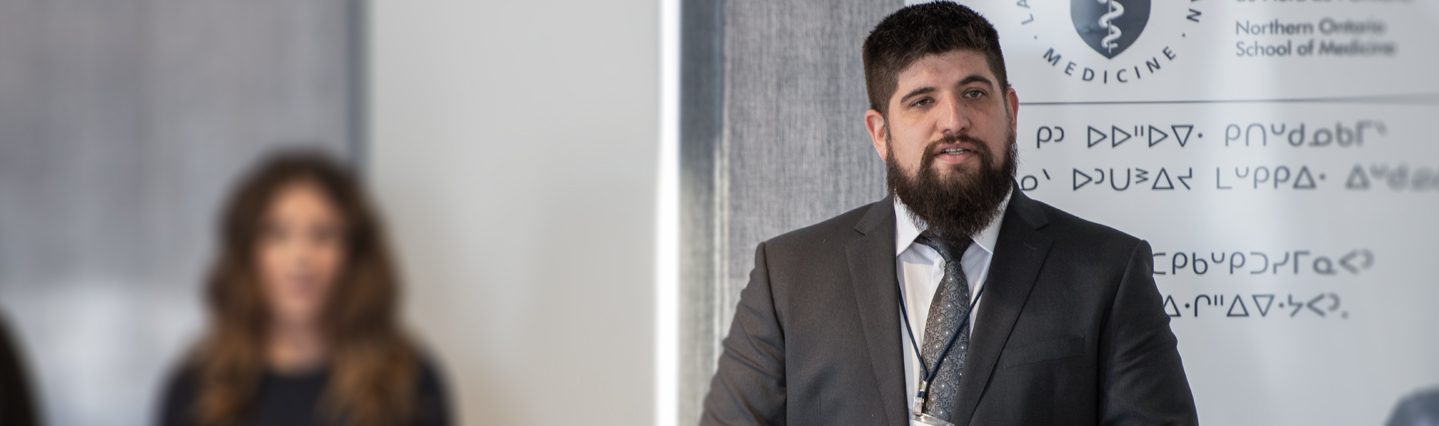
[920,134,991,170]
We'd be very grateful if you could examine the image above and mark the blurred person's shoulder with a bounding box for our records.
[412,349,453,426]
[156,358,202,426]
[414,350,447,397]
[1388,387,1439,426]
[154,350,452,426]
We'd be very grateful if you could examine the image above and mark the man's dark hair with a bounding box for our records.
[863,2,1009,117]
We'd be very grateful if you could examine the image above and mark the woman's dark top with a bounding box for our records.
[158,356,450,426]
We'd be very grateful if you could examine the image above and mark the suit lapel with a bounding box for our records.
[844,196,908,426]
[953,186,1054,426]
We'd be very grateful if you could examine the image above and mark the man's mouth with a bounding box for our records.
[930,142,980,165]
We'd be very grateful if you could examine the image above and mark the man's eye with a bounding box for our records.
[911,98,933,108]
[964,90,984,99]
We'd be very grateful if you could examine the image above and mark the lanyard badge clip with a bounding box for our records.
[911,380,929,417]
[910,412,956,426]
[910,380,953,426]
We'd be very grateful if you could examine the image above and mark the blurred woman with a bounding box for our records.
[160,151,449,426]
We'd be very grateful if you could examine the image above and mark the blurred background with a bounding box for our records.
[0,1,657,425]
[3,0,1438,426]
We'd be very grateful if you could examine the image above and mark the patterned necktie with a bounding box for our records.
[914,233,973,421]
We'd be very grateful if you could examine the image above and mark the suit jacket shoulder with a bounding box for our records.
[748,201,887,321]
[1023,196,1145,264]
[998,192,1156,332]
[762,200,877,255]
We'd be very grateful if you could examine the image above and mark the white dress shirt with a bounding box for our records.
[894,191,1010,413]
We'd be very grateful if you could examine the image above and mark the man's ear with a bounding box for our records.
[865,109,889,161]
[1005,86,1019,129]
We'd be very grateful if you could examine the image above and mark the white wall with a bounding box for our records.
[366,2,659,425]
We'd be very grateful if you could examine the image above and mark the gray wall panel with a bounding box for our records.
[678,0,726,424]
[722,0,899,315]
[679,1,902,424]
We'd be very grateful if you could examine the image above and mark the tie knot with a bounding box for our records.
[915,233,972,263]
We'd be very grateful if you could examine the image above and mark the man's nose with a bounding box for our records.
[936,94,969,136]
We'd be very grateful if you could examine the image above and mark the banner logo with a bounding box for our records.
[1016,0,1200,85]
[1071,0,1150,59]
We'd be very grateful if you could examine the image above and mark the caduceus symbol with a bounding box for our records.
[1097,0,1124,53]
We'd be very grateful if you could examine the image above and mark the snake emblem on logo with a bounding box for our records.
[1071,0,1150,59]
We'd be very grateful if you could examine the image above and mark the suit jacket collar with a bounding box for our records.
[847,183,1053,426]
[952,184,1053,426]
[846,194,908,425]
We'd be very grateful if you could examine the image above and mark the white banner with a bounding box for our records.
[913,0,1439,424]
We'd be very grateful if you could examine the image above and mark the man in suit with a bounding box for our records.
[700,3,1198,426]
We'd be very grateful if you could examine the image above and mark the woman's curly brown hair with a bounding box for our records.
[191,150,419,426]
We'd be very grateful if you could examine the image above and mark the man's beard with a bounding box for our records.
[886,129,1017,246]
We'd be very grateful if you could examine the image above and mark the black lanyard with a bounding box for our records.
[897,277,985,412]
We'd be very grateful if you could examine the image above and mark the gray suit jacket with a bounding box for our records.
[701,186,1198,426]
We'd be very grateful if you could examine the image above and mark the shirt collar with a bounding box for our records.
[893,190,1011,257]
